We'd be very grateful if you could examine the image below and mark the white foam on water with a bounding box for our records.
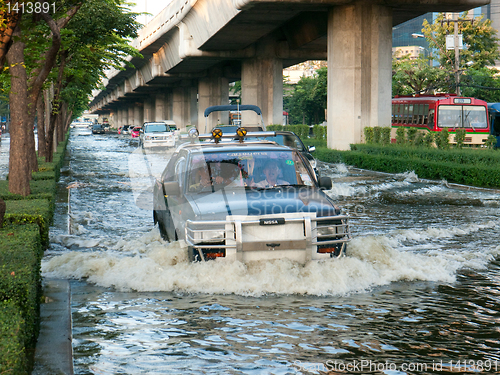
[396,185,446,197]
[395,170,420,182]
[333,163,349,174]
[389,220,498,242]
[42,221,500,297]
[327,183,361,198]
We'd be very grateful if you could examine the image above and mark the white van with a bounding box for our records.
[140,120,178,148]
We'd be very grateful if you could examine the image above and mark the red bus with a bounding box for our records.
[391,94,490,146]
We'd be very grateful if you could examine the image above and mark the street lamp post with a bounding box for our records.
[411,33,431,66]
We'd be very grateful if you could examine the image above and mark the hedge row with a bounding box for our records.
[350,144,500,166]
[267,124,315,139]
[313,145,500,188]
[0,133,69,375]
[0,224,43,373]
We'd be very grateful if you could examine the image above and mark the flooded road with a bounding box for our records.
[42,132,500,374]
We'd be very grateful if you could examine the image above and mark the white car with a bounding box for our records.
[140,121,177,148]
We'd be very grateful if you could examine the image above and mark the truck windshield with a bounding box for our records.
[188,149,314,192]
[145,124,169,132]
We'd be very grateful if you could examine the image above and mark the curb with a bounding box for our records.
[32,279,73,375]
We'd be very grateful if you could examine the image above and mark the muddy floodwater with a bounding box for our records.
[41,132,500,374]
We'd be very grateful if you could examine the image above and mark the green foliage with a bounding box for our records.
[267,124,284,131]
[0,300,27,375]
[413,132,424,147]
[435,128,450,149]
[312,125,326,140]
[0,224,43,354]
[4,199,53,248]
[364,127,374,144]
[373,127,382,144]
[485,135,497,149]
[406,127,418,145]
[302,137,327,149]
[392,53,444,96]
[421,13,500,96]
[423,132,434,147]
[395,127,406,144]
[454,128,466,148]
[366,126,391,144]
[314,144,500,188]
[392,13,500,99]
[286,124,309,139]
[460,67,500,102]
[286,67,327,125]
[381,127,391,145]
[0,125,68,374]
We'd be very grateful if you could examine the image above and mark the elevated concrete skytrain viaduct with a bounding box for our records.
[89,0,489,150]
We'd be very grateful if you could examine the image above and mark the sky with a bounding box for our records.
[131,0,172,26]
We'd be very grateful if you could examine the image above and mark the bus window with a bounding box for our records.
[463,106,488,129]
[408,105,414,124]
[413,104,421,124]
[422,104,429,125]
[428,109,434,128]
[437,106,460,127]
[403,104,409,124]
[438,105,488,129]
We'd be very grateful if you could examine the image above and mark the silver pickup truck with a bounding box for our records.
[153,128,351,263]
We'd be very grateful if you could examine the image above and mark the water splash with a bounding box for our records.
[42,222,500,297]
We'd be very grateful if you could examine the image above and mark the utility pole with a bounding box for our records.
[454,13,460,96]
[443,14,472,96]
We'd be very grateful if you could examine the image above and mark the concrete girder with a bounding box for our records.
[90,0,489,148]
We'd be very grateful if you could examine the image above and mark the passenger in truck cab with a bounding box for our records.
[255,159,290,188]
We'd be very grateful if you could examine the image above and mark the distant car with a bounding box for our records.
[153,128,351,263]
[140,120,177,148]
[131,126,141,138]
[92,124,105,134]
[120,125,131,135]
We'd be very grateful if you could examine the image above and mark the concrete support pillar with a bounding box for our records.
[173,86,198,131]
[109,111,116,129]
[241,56,283,127]
[165,92,173,120]
[155,93,167,121]
[121,107,128,126]
[116,108,123,128]
[327,1,392,150]
[133,105,143,126]
[128,107,134,126]
[143,97,154,122]
[198,66,229,133]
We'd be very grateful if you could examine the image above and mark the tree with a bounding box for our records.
[287,67,327,125]
[392,53,445,96]
[5,2,82,195]
[39,0,140,161]
[1,0,141,194]
[422,12,500,96]
[0,1,22,66]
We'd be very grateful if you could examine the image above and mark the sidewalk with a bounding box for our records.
[32,279,74,375]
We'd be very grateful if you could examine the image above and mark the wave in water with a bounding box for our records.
[42,221,500,297]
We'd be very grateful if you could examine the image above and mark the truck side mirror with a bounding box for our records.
[163,181,181,195]
[318,176,332,190]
